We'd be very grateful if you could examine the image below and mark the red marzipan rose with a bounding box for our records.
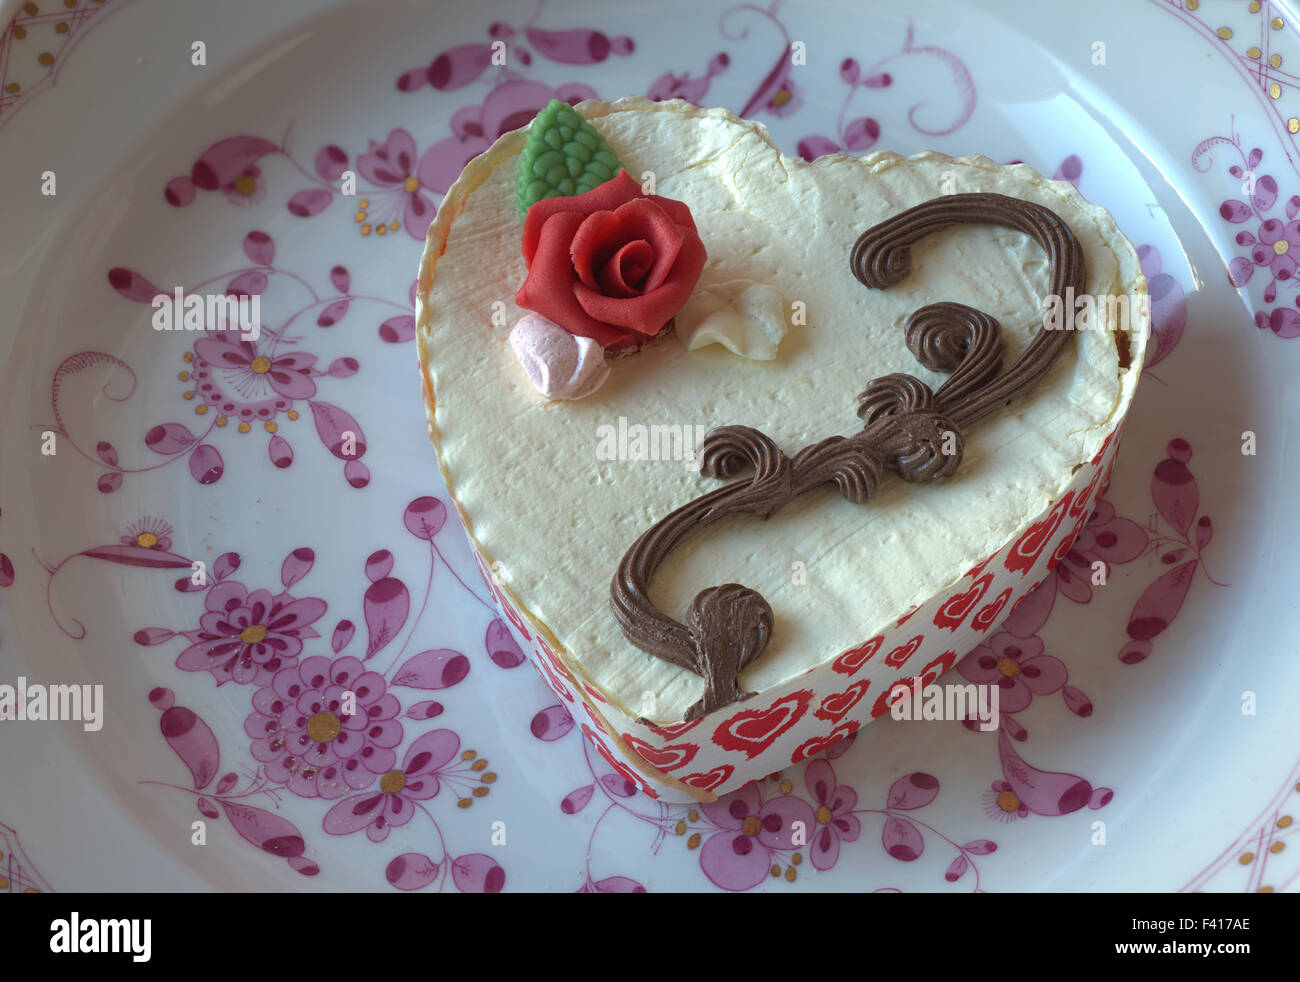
[515,170,707,352]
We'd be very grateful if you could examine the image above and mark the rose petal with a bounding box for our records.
[571,198,684,298]
[599,238,655,297]
[572,225,705,336]
[515,211,638,348]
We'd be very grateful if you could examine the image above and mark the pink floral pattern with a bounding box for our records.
[794,18,974,161]
[957,631,1069,715]
[126,498,512,889]
[322,729,461,843]
[804,757,861,870]
[1052,499,1148,604]
[247,655,403,798]
[175,579,327,686]
[0,0,132,133]
[1199,129,1300,336]
[89,229,410,492]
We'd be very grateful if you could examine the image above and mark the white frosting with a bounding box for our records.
[417,99,1147,722]
[678,280,788,359]
[509,313,610,400]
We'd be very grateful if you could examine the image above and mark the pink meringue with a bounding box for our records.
[509,313,611,401]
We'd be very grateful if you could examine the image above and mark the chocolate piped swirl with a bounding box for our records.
[851,193,1083,429]
[612,193,1086,724]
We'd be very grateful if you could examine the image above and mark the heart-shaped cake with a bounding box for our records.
[416,97,1147,800]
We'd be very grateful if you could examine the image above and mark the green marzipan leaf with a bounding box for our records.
[516,99,623,215]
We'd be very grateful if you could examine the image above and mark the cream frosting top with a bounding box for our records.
[418,98,1146,721]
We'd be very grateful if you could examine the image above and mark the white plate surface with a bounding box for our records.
[0,0,1297,892]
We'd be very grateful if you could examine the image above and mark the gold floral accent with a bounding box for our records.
[307,711,342,744]
[240,624,267,644]
[380,770,407,794]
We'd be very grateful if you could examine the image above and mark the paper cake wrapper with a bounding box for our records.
[439,411,1128,802]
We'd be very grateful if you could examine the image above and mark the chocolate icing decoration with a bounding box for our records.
[611,193,1086,723]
